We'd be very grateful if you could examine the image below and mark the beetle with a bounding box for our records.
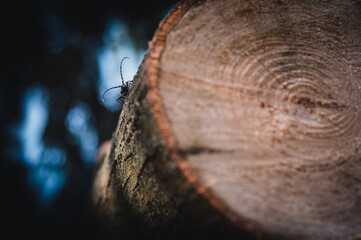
[102,57,132,105]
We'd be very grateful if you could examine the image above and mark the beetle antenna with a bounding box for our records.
[102,57,130,102]
[120,57,129,85]
[102,85,122,102]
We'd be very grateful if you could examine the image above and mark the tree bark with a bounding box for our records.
[91,0,361,239]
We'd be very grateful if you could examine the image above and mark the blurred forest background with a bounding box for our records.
[1,0,178,239]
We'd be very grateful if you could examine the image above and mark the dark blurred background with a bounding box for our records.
[1,1,178,239]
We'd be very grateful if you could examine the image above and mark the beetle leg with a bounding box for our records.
[116,96,125,105]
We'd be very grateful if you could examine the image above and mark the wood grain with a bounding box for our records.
[154,0,361,238]
[93,0,361,239]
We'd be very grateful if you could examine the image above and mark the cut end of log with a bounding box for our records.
[146,0,361,239]
[92,0,361,239]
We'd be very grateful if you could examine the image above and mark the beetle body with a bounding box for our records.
[102,57,132,106]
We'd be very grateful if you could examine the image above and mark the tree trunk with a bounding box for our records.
[91,0,361,239]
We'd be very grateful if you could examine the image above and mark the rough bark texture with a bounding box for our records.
[92,0,361,239]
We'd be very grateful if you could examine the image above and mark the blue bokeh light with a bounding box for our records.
[29,166,66,207]
[18,88,48,166]
[65,102,99,163]
[18,87,67,207]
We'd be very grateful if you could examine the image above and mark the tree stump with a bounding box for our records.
[91,0,361,239]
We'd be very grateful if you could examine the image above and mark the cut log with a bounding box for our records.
[91,0,361,239]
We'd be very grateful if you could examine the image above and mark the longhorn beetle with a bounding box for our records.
[102,57,132,105]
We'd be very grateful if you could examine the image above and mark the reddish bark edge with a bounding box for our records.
[145,0,261,237]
